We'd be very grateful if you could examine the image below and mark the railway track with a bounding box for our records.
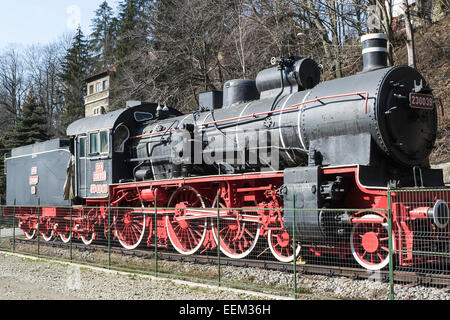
[8,237,450,288]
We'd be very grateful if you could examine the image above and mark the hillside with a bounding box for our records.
[393,17,450,164]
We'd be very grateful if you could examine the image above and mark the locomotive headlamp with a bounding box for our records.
[428,200,450,229]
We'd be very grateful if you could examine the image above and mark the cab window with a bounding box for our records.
[79,136,87,158]
[134,112,153,122]
[90,132,99,154]
[100,131,109,153]
[89,130,109,155]
[113,124,130,153]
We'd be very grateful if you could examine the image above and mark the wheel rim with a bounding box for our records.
[350,218,390,270]
[60,231,72,243]
[80,232,95,245]
[41,229,54,242]
[114,210,146,250]
[24,229,37,240]
[165,186,208,255]
[79,208,97,245]
[21,219,37,240]
[268,229,301,263]
[211,202,260,259]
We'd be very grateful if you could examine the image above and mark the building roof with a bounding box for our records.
[84,65,117,83]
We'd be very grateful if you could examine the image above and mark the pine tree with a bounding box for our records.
[115,0,147,61]
[90,1,118,70]
[6,88,50,148]
[59,27,91,131]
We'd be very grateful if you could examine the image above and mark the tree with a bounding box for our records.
[0,48,27,133]
[90,1,118,70]
[59,27,91,131]
[0,136,7,204]
[115,0,148,62]
[25,41,66,138]
[6,88,50,148]
[402,0,416,68]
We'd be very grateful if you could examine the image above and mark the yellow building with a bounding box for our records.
[84,66,115,118]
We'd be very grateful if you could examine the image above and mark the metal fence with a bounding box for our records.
[0,188,449,300]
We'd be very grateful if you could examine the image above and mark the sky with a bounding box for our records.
[0,0,121,51]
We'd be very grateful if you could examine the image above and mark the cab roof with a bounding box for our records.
[66,102,182,136]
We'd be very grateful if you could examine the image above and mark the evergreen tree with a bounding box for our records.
[6,88,50,148]
[90,1,118,70]
[115,0,148,61]
[59,27,91,131]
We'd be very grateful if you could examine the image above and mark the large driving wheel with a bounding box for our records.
[211,200,260,259]
[114,208,146,250]
[165,186,208,255]
[350,215,391,270]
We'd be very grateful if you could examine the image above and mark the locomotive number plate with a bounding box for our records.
[410,93,434,110]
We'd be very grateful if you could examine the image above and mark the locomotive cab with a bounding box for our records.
[66,101,182,202]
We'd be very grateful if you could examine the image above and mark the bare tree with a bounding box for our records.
[0,48,27,132]
[402,0,417,68]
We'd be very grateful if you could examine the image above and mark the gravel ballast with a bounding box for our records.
[0,246,449,300]
[0,252,278,300]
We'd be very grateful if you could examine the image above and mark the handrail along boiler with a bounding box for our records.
[4,33,449,270]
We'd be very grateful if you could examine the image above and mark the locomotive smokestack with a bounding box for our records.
[361,33,388,72]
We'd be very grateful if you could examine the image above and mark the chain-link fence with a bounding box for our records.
[0,189,449,300]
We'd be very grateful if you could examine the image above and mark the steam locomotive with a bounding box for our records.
[4,34,449,270]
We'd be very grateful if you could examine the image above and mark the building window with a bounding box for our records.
[103,80,108,91]
[89,85,94,95]
[96,82,101,93]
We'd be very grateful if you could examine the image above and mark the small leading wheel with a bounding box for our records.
[20,219,37,240]
[80,230,96,245]
[40,219,55,242]
[211,201,260,259]
[41,229,54,242]
[114,209,146,250]
[268,229,301,263]
[24,228,37,240]
[350,215,391,270]
[79,208,97,245]
[59,230,72,243]
[165,186,208,255]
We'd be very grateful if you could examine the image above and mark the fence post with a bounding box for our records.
[293,196,296,299]
[70,203,73,262]
[13,199,16,252]
[37,198,40,258]
[216,191,221,287]
[154,193,158,276]
[108,199,111,270]
[387,187,394,300]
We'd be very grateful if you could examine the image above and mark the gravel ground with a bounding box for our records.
[0,252,277,300]
[1,241,449,300]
